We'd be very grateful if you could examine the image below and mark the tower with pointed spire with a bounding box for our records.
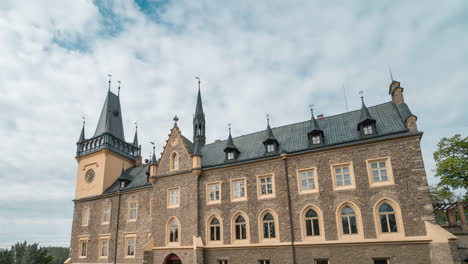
[74,81,140,199]
[193,77,206,154]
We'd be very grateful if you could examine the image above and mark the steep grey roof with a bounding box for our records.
[201,101,410,168]
[224,130,239,151]
[150,153,158,165]
[194,87,205,122]
[133,129,138,147]
[397,102,416,121]
[308,111,322,133]
[263,123,278,144]
[358,99,375,125]
[94,91,125,140]
[78,125,85,143]
[104,164,150,193]
[182,135,194,154]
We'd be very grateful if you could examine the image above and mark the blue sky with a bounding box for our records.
[0,0,467,248]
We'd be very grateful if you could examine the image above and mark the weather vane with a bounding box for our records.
[107,74,112,90]
[118,81,121,96]
[195,76,201,90]
[150,141,155,153]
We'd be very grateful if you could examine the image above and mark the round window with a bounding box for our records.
[85,169,95,183]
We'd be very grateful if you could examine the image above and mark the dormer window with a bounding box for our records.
[266,144,276,153]
[363,125,374,135]
[120,181,126,188]
[227,152,235,160]
[311,135,321,145]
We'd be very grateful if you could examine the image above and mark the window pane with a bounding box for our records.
[269,222,275,238]
[216,226,220,240]
[373,259,389,264]
[341,206,355,215]
[343,174,351,185]
[388,214,398,232]
[306,209,318,217]
[379,162,386,168]
[241,224,246,239]
[380,214,389,233]
[313,219,320,236]
[235,225,241,240]
[379,203,394,212]
[342,166,350,173]
[342,216,350,234]
[263,223,269,238]
[350,216,358,234]
[306,219,313,236]
[371,162,378,169]
[335,167,342,173]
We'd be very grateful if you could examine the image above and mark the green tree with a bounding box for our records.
[45,247,69,264]
[433,134,468,195]
[0,241,53,264]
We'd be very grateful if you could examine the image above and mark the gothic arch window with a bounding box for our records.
[208,216,222,242]
[170,152,179,171]
[167,217,180,244]
[336,202,363,239]
[301,205,324,241]
[232,212,249,243]
[374,199,404,237]
[259,210,279,242]
[305,209,320,236]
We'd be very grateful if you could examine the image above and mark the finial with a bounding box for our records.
[228,123,232,134]
[195,76,201,90]
[150,141,155,153]
[266,113,270,125]
[173,115,179,125]
[388,64,394,82]
[359,90,364,102]
[118,81,121,96]
[107,74,112,91]
[134,122,138,130]
[309,104,314,117]
[81,116,86,126]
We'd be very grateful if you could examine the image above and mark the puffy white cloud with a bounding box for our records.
[0,0,467,247]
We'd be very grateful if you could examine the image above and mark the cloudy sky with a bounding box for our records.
[0,0,467,248]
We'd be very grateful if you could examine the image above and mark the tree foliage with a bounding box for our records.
[0,241,53,264]
[44,247,69,264]
[433,134,468,191]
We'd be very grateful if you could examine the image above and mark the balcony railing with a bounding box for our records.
[76,133,140,160]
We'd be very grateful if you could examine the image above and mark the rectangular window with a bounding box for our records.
[103,206,111,223]
[128,202,137,221]
[217,260,229,264]
[259,260,271,264]
[258,175,275,198]
[373,258,389,264]
[315,260,329,264]
[227,152,235,160]
[331,162,355,190]
[297,168,318,193]
[207,182,221,203]
[364,125,374,135]
[82,208,89,226]
[367,157,394,187]
[78,239,88,258]
[312,135,321,145]
[168,188,180,207]
[99,238,109,258]
[232,179,246,200]
[267,144,275,152]
[125,236,136,257]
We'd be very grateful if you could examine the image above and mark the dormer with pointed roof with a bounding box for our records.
[357,96,377,137]
[224,127,240,161]
[263,119,279,154]
[307,108,324,147]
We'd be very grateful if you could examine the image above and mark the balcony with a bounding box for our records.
[76,133,140,161]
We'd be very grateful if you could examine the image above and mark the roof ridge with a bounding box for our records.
[204,101,393,146]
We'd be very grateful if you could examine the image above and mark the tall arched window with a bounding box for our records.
[262,213,276,239]
[169,219,179,243]
[305,209,320,236]
[341,206,358,235]
[235,215,247,240]
[379,203,397,233]
[209,217,221,241]
[171,152,179,171]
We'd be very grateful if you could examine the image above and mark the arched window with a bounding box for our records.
[379,203,397,233]
[169,219,178,243]
[171,152,179,171]
[262,213,276,239]
[209,217,221,241]
[341,206,358,235]
[305,209,320,236]
[234,215,247,240]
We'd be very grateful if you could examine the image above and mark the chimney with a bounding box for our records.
[317,114,324,119]
[389,81,404,105]
[215,139,221,143]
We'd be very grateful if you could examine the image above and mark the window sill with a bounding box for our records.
[258,195,276,200]
[298,189,319,195]
[167,205,180,209]
[369,182,394,188]
[207,201,221,205]
[231,198,247,203]
[333,186,356,191]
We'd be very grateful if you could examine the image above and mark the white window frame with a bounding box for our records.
[297,168,319,194]
[168,187,180,208]
[231,178,247,202]
[331,162,356,191]
[128,201,138,221]
[124,234,136,258]
[102,205,111,224]
[257,174,275,199]
[266,144,275,152]
[207,182,221,204]
[363,125,374,135]
[366,157,394,187]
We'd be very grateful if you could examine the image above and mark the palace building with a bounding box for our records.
[67,79,459,264]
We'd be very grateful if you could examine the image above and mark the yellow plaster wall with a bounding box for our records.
[75,149,134,199]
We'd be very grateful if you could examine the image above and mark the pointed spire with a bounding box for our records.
[263,114,278,144]
[149,141,158,165]
[78,117,86,142]
[94,86,125,140]
[193,76,206,147]
[308,105,321,133]
[224,124,239,153]
[358,91,376,129]
[133,122,138,147]
[194,77,204,117]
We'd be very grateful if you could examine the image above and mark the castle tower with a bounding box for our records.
[74,88,140,199]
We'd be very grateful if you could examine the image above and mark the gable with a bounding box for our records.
[157,126,193,175]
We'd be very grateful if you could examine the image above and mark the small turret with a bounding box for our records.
[357,93,377,137]
[149,143,158,184]
[224,125,240,161]
[263,116,279,154]
[307,106,324,147]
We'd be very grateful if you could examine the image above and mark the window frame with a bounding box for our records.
[300,205,325,241]
[167,187,181,208]
[373,198,405,238]
[231,212,250,244]
[258,209,280,243]
[206,214,223,245]
[98,235,110,259]
[206,181,222,205]
[363,124,374,135]
[170,151,179,171]
[258,260,271,264]
[256,174,276,199]
[227,151,235,160]
[81,207,90,227]
[217,260,229,264]
[330,162,356,191]
[167,217,181,246]
[366,157,394,187]
[336,202,364,240]
[102,204,111,224]
[124,234,137,258]
[266,143,276,153]
[296,167,319,194]
[230,178,247,202]
[314,259,329,264]
[78,237,89,259]
[373,258,390,264]
[127,201,138,222]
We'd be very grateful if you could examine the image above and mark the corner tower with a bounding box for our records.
[74,87,140,199]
